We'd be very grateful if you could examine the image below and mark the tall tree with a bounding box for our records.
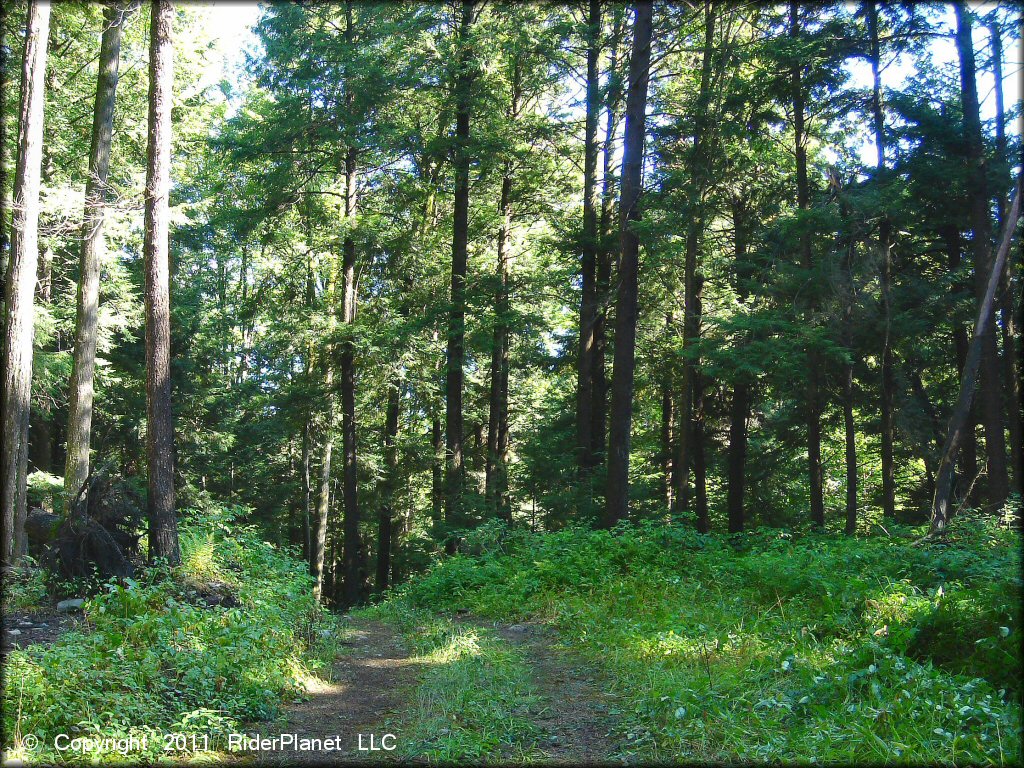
[672,0,716,530]
[932,177,1021,533]
[867,0,895,521]
[340,144,361,607]
[789,0,825,528]
[954,2,1009,512]
[605,0,653,527]
[0,0,9,292]
[65,1,128,500]
[575,0,601,475]
[376,378,400,592]
[1,0,50,564]
[444,0,476,550]
[144,0,180,565]
[988,14,1022,498]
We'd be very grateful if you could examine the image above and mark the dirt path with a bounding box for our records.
[242,618,421,765]
[488,620,627,765]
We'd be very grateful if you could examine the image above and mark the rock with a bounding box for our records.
[7,629,21,636]
[507,623,529,633]
[57,598,85,612]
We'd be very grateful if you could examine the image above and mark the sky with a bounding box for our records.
[195,2,1021,151]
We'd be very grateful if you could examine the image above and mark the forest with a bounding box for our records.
[0,1,1021,765]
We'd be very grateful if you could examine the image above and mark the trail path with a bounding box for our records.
[241,615,626,765]
[488,620,627,765]
[243,619,420,765]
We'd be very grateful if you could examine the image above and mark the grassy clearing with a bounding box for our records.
[1,504,340,764]
[380,517,1021,765]
[364,601,543,763]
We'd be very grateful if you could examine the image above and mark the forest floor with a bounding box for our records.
[242,614,625,765]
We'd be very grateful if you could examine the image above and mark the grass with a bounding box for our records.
[1,503,341,764]
[364,600,544,763]
[379,515,1022,765]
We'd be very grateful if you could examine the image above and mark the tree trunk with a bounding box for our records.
[604,0,653,527]
[673,1,715,520]
[661,313,674,510]
[445,0,476,551]
[593,8,625,468]
[65,2,126,500]
[692,289,709,533]
[576,0,601,474]
[943,225,979,496]
[837,187,858,534]
[954,2,1009,511]
[988,19,1023,498]
[790,0,825,529]
[867,0,896,520]
[340,145,361,608]
[726,195,751,533]
[0,0,10,302]
[144,0,179,565]
[485,164,513,520]
[376,377,400,593]
[1,0,50,565]
[312,416,333,600]
[932,176,1021,533]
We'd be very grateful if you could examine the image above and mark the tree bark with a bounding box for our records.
[943,225,979,496]
[954,2,1009,511]
[988,18,1023,499]
[445,0,476,551]
[376,377,400,593]
[604,0,653,527]
[661,313,674,510]
[593,8,626,468]
[576,0,601,474]
[790,0,825,529]
[144,0,179,565]
[867,0,896,520]
[673,1,716,520]
[65,2,127,500]
[1,0,49,565]
[485,59,520,520]
[725,195,751,534]
[837,184,858,534]
[0,0,9,298]
[340,145,361,608]
[932,176,1021,533]
[485,163,512,520]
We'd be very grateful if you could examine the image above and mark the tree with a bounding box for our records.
[866,0,895,521]
[445,0,477,550]
[954,2,1009,512]
[932,176,1021,533]
[605,1,653,527]
[789,1,825,528]
[1,0,50,564]
[144,0,180,565]
[0,0,10,291]
[575,0,601,475]
[65,2,129,500]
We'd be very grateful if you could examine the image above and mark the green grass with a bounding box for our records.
[1,503,341,764]
[363,601,544,763]
[380,516,1022,765]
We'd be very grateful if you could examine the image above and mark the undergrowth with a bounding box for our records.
[383,516,1021,765]
[1,504,340,764]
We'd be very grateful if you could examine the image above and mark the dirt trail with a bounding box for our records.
[242,618,421,765]
[488,620,627,765]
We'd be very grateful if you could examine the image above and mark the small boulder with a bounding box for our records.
[7,629,21,636]
[57,598,85,612]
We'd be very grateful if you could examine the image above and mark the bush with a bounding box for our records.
[1,503,340,763]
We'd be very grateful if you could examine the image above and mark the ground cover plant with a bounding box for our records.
[380,517,1022,764]
[2,505,340,764]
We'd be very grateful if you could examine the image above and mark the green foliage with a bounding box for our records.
[1,505,340,764]
[384,519,1021,764]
